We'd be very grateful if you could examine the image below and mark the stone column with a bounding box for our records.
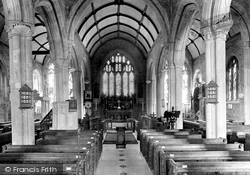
[157,72,164,117]
[54,59,69,101]
[7,24,35,145]
[175,65,183,129]
[202,28,216,138]
[72,71,82,118]
[215,29,229,138]
[243,42,250,124]
[52,58,77,130]
[146,80,153,114]
[202,19,233,138]
[169,64,176,109]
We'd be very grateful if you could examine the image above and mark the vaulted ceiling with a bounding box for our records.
[0,1,242,65]
[77,0,161,57]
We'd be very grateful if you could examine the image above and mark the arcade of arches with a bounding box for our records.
[0,0,250,145]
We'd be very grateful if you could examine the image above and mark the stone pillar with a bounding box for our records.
[152,79,156,116]
[157,72,164,117]
[202,19,233,138]
[52,59,78,130]
[203,28,216,138]
[168,63,183,129]
[243,42,250,125]
[215,29,229,138]
[7,24,35,145]
[169,64,176,111]
[72,71,82,118]
[175,65,183,129]
[54,59,69,101]
[146,80,152,114]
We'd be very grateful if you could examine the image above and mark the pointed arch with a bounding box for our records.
[35,0,66,60]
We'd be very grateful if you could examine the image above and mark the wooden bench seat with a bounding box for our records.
[141,133,201,157]
[152,143,243,175]
[167,161,250,175]
[36,139,100,172]
[0,164,80,175]
[0,131,11,152]
[146,138,226,169]
[2,144,95,175]
[0,152,88,175]
[159,150,250,175]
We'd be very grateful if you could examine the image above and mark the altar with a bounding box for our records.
[106,110,133,120]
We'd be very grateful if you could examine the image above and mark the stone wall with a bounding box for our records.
[226,33,244,122]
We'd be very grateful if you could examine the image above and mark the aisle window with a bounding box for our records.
[182,65,189,104]
[103,53,134,97]
[48,63,55,106]
[227,57,239,101]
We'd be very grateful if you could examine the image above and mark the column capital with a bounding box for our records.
[201,26,214,41]
[202,19,233,41]
[54,58,70,68]
[212,19,233,33]
[72,71,82,77]
[5,22,34,37]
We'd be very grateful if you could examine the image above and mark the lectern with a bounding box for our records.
[116,127,126,148]
[164,107,180,129]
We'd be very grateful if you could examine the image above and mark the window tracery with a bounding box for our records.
[227,57,239,101]
[102,53,134,97]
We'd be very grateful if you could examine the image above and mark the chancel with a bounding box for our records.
[2,0,250,175]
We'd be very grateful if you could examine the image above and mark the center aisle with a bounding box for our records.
[95,143,153,175]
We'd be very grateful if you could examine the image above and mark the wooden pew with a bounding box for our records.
[227,124,250,143]
[147,137,226,169]
[3,144,97,175]
[0,152,87,175]
[140,130,201,157]
[36,137,101,173]
[0,131,11,152]
[167,161,250,175]
[160,150,250,175]
[152,143,243,175]
[141,134,202,160]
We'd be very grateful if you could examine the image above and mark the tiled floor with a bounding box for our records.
[95,143,153,175]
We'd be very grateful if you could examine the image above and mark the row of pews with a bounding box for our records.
[139,129,250,175]
[0,129,103,175]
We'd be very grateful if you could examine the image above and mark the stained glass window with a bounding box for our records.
[33,69,41,92]
[69,72,73,98]
[129,72,134,96]
[164,71,169,108]
[103,72,108,95]
[227,57,239,101]
[48,63,54,108]
[33,69,42,114]
[123,73,128,96]
[116,73,121,96]
[182,65,188,103]
[102,53,134,97]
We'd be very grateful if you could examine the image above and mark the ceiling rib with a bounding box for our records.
[91,3,102,45]
[82,13,155,42]
[78,1,160,56]
[117,1,121,37]
[89,30,147,55]
[86,22,151,49]
[135,5,147,45]
[82,13,155,48]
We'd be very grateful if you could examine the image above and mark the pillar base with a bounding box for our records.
[51,101,78,130]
